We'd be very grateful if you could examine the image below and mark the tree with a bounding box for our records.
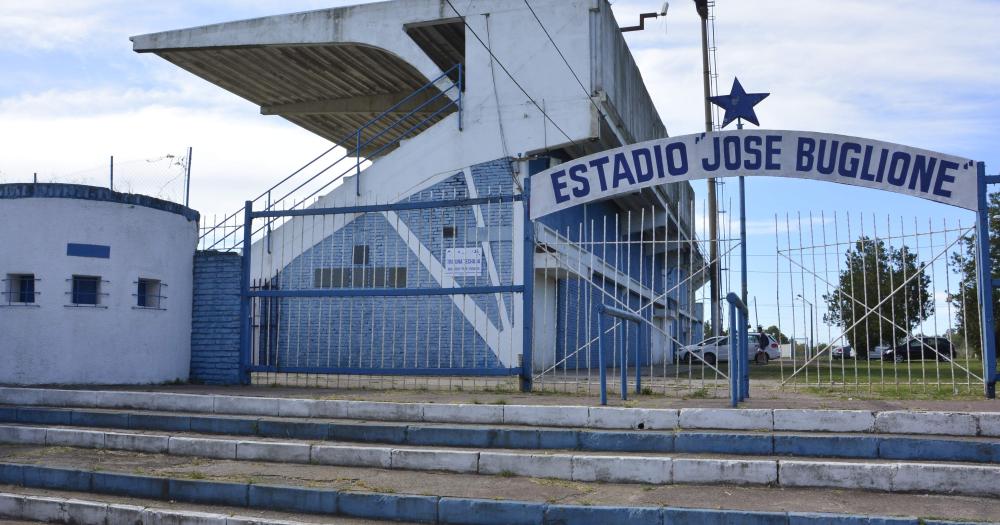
[763,325,789,344]
[702,322,728,341]
[823,236,932,355]
[949,192,1000,358]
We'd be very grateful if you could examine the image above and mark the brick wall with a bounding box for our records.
[190,251,242,384]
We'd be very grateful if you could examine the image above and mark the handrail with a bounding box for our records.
[597,304,646,406]
[726,292,749,406]
[199,63,463,250]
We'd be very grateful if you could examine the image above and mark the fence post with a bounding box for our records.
[599,316,607,406]
[620,323,628,401]
[741,310,750,400]
[521,171,534,392]
[238,200,253,385]
[975,162,997,399]
[635,322,643,395]
[729,301,738,407]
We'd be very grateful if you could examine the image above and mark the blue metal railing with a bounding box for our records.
[597,305,646,406]
[201,63,463,251]
[726,292,750,407]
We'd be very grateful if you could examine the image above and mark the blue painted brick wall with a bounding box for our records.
[190,251,242,384]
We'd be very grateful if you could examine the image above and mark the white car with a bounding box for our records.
[678,333,780,366]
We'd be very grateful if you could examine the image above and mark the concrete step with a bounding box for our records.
[2,405,998,466]
[0,448,996,524]
[3,387,997,437]
[2,422,1000,497]
[0,488,408,524]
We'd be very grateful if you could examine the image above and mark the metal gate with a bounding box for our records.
[237,184,529,391]
[769,211,989,397]
[529,194,737,398]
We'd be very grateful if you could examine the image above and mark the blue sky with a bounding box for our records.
[2,0,998,341]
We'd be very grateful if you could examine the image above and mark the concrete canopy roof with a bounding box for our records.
[131,4,461,154]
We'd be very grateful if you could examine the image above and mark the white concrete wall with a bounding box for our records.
[0,197,197,385]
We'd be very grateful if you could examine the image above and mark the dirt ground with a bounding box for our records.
[2,445,998,523]
[73,382,1000,412]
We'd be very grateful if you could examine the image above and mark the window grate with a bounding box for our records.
[134,278,166,310]
[2,274,39,306]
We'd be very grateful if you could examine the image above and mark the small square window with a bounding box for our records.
[5,274,36,304]
[71,275,101,305]
[137,278,161,308]
[352,245,370,265]
[442,226,456,239]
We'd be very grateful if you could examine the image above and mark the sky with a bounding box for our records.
[2,0,999,343]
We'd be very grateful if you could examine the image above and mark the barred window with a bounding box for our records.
[314,267,406,288]
[4,274,37,304]
[352,245,370,265]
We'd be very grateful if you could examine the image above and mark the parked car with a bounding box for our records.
[831,345,854,359]
[870,344,891,360]
[678,333,779,366]
[881,336,955,363]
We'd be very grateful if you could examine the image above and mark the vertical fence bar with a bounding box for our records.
[599,315,607,405]
[975,162,997,398]
[635,322,643,395]
[239,200,253,385]
[521,171,534,392]
[729,301,738,407]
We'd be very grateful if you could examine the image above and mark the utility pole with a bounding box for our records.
[184,147,193,207]
[695,0,721,337]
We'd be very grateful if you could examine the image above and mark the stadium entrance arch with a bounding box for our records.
[527,129,998,399]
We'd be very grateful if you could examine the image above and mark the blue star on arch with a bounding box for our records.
[709,78,769,128]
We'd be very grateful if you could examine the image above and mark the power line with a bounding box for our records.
[522,1,603,114]
[443,0,580,149]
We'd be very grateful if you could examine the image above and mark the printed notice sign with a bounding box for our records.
[445,247,483,277]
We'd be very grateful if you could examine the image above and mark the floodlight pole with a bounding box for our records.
[737,120,748,313]
[695,0,721,338]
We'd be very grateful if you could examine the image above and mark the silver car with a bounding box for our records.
[678,333,780,366]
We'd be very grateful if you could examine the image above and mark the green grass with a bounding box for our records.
[749,359,986,399]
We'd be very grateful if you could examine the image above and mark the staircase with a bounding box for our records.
[199,64,463,253]
[0,387,998,524]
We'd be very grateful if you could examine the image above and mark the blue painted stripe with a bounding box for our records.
[128,413,191,432]
[439,497,546,525]
[247,484,337,514]
[190,416,259,435]
[878,437,1000,463]
[579,431,672,453]
[775,435,879,459]
[665,507,787,525]
[543,505,663,525]
[66,243,110,258]
[338,492,439,523]
[248,365,520,376]
[258,420,329,440]
[168,478,248,507]
[17,408,72,425]
[675,432,773,455]
[71,410,130,429]
[23,466,91,492]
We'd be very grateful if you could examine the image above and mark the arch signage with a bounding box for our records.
[529,129,978,219]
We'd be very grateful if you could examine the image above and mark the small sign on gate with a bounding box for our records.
[445,247,483,276]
